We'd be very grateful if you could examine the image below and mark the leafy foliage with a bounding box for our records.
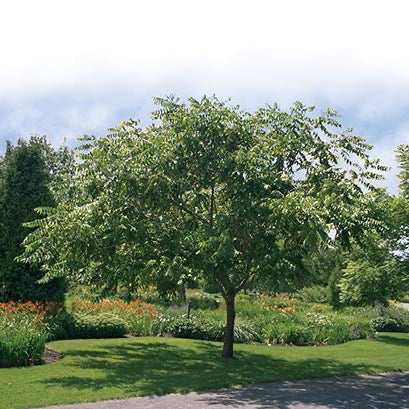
[396,144,409,200]
[66,312,128,339]
[156,313,258,344]
[0,310,47,367]
[296,285,328,303]
[0,137,68,302]
[187,291,221,310]
[339,188,409,306]
[20,96,386,357]
[69,298,159,336]
[371,306,409,332]
[338,257,399,306]
[393,145,409,283]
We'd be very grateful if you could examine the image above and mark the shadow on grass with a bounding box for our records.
[38,339,395,400]
[376,334,409,347]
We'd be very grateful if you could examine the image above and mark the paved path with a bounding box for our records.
[44,371,409,409]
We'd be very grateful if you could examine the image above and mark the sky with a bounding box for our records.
[1,0,408,194]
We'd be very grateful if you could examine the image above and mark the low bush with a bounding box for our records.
[69,299,158,336]
[371,307,409,332]
[0,312,47,367]
[0,300,68,342]
[263,321,307,345]
[47,293,390,347]
[187,292,220,310]
[296,286,328,304]
[371,316,401,332]
[157,314,223,341]
[156,313,258,344]
[329,315,374,343]
[258,308,375,346]
[67,312,128,339]
[44,311,73,341]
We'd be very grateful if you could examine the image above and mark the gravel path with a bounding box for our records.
[43,371,409,409]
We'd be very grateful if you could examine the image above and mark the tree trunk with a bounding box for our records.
[222,292,236,358]
[176,284,186,301]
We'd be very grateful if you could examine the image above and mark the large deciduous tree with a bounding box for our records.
[21,97,386,357]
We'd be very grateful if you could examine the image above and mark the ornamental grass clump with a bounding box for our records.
[254,298,376,346]
[0,305,48,367]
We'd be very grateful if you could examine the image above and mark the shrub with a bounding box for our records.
[330,315,374,343]
[135,288,168,305]
[45,311,76,341]
[187,292,220,310]
[260,309,374,346]
[156,313,257,343]
[296,286,328,304]
[0,312,47,367]
[199,278,221,294]
[157,314,223,341]
[338,258,401,306]
[371,307,409,332]
[69,298,158,336]
[67,312,128,339]
[235,293,264,319]
[263,321,309,345]
[371,316,401,332]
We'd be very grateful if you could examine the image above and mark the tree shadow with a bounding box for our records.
[37,339,397,402]
[376,334,409,347]
[197,371,409,408]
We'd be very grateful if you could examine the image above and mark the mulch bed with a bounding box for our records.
[41,348,63,364]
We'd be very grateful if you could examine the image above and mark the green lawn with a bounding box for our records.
[1,333,409,409]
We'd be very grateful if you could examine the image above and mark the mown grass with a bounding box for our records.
[1,333,409,409]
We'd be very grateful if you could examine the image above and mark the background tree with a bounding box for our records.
[334,144,409,306]
[0,137,69,301]
[394,144,409,285]
[20,97,386,357]
[397,144,409,200]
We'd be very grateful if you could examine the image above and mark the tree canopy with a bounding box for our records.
[20,96,387,357]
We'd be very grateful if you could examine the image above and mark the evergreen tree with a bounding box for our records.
[0,138,66,301]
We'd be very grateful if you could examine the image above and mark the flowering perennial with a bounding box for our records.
[0,301,63,319]
[71,299,158,318]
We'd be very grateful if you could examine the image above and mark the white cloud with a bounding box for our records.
[1,0,409,101]
[1,0,409,193]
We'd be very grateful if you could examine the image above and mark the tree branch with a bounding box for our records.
[170,196,209,225]
[209,182,215,228]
